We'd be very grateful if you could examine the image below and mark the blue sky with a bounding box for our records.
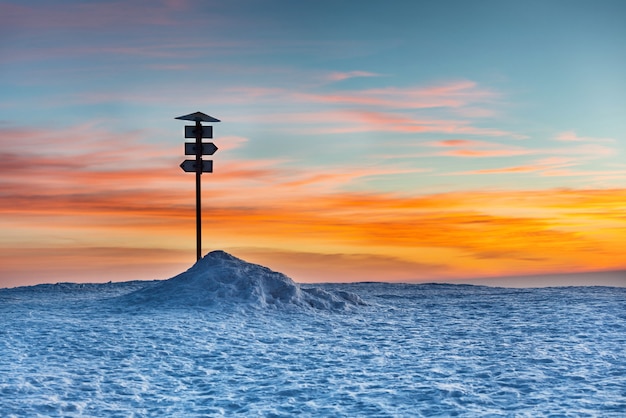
[1,0,625,286]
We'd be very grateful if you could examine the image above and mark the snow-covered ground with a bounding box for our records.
[1,251,625,416]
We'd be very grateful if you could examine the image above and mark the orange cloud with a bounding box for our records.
[541,168,626,178]
[442,149,529,157]
[2,123,625,287]
[279,167,427,189]
[426,139,532,158]
[231,248,448,283]
[174,189,626,280]
[457,165,540,174]
[4,175,626,286]
[0,247,191,288]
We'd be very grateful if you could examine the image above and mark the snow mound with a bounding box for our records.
[123,250,365,309]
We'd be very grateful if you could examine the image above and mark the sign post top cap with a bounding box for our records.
[175,112,220,123]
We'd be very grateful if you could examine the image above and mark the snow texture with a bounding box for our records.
[120,250,365,309]
[1,252,625,416]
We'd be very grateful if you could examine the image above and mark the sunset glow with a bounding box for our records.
[1,0,625,287]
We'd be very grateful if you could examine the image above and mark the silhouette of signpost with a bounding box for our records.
[175,112,220,261]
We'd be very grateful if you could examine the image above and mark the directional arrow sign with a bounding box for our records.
[185,125,213,138]
[185,142,218,155]
[180,159,213,173]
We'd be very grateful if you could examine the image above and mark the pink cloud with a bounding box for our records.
[235,108,519,138]
[303,81,496,110]
[0,123,186,199]
[346,111,519,137]
[431,139,487,147]
[0,123,143,155]
[533,157,578,166]
[60,80,514,141]
[213,80,500,113]
[555,131,615,143]
[326,71,382,82]
[0,1,192,30]
[447,149,617,176]
[551,143,616,158]
[432,139,617,169]
[556,131,585,142]
[4,39,254,64]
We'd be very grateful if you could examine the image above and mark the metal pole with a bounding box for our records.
[195,120,202,261]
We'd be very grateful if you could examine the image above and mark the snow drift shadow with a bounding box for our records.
[121,251,365,310]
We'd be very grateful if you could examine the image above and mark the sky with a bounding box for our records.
[1,0,626,288]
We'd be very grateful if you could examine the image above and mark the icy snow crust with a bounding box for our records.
[1,257,625,416]
[120,250,365,310]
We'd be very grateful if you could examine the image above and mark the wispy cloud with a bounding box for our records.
[477,166,541,174]
[3,120,626,285]
[215,79,524,139]
[325,71,383,82]
[448,156,576,176]
[551,143,616,158]
[224,80,498,113]
[426,139,531,157]
[3,0,624,288]
[304,80,496,109]
[541,168,626,177]
[555,130,615,143]
[0,1,194,29]
[432,139,488,147]
[5,39,259,64]
[442,137,619,176]
[312,110,521,137]
[279,167,430,190]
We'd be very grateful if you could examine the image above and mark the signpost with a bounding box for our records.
[184,142,218,156]
[175,111,221,261]
[184,125,213,139]
[179,159,213,173]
